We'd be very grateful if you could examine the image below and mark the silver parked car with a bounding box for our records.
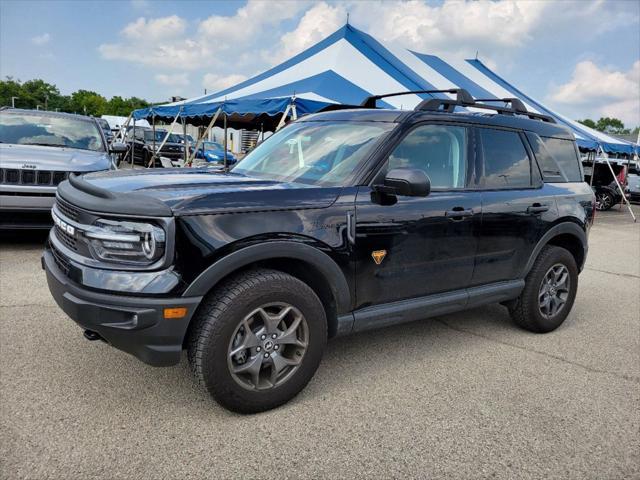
[0,108,125,228]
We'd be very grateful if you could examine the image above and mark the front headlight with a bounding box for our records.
[84,218,166,265]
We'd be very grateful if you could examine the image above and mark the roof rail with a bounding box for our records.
[473,97,528,113]
[360,89,474,108]
[416,95,556,123]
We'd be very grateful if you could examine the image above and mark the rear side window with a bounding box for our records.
[541,137,582,182]
[478,128,531,188]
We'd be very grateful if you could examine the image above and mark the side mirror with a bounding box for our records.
[110,142,128,154]
[383,168,431,197]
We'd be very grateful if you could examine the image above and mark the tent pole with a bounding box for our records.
[275,104,291,131]
[223,113,228,171]
[148,109,182,168]
[182,116,188,166]
[602,147,636,222]
[131,117,135,168]
[150,114,156,168]
[589,150,596,186]
[187,107,222,166]
[111,113,131,147]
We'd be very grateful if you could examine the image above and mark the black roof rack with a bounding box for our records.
[416,95,556,123]
[360,89,474,108]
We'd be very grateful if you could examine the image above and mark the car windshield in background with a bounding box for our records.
[144,130,180,143]
[0,112,105,152]
[204,142,224,150]
[232,121,394,187]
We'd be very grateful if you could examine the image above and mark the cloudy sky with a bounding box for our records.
[1,0,638,126]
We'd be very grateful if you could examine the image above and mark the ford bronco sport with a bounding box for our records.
[43,90,595,413]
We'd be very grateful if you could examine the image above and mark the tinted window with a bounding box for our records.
[542,137,582,182]
[388,124,468,189]
[479,128,530,188]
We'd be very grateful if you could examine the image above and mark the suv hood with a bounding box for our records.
[0,143,111,171]
[75,168,341,215]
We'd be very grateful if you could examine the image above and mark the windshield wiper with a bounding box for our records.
[22,142,67,148]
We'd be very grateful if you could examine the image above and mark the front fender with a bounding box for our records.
[182,240,352,313]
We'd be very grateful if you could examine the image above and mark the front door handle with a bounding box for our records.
[445,207,473,220]
[527,203,549,214]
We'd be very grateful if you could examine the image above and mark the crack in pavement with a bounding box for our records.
[584,267,640,279]
[435,318,640,385]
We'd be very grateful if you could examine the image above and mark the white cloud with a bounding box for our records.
[549,60,640,125]
[198,0,308,49]
[203,73,248,92]
[155,73,190,87]
[31,33,50,46]
[98,15,211,70]
[122,16,186,41]
[267,2,346,65]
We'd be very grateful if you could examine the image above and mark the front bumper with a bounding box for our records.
[43,248,202,366]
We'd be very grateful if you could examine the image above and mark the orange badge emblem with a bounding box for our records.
[371,250,387,265]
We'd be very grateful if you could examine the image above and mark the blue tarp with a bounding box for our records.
[133,97,333,122]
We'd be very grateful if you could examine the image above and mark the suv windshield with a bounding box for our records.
[232,121,394,186]
[144,130,180,143]
[0,111,105,152]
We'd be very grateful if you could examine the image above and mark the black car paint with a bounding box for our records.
[44,108,595,366]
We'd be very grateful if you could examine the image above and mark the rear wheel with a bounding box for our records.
[187,269,327,413]
[509,245,578,333]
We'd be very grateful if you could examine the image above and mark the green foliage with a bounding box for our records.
[578,117,635,135]
[577,118,597,129]
[0,77,150,117]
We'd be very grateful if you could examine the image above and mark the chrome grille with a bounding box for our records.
[0,168,74,186]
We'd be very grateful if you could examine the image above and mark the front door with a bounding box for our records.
[354,123,481,310]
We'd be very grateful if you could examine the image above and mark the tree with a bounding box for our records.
[578,118,597,129]
[1,77,152,116]
[69,90,107,117]
[578,117,630,135]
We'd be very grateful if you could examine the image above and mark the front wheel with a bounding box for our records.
[509,245,578,333]
[187,269,327,413]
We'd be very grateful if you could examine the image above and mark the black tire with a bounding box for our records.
[595,191,614,211]
[187,268,327,413]
[509,245,578,333]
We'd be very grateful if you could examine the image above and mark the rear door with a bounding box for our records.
[472,127,557,286]
[354,122,481,309]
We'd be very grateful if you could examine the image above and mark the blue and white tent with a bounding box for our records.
[137,24,636,155]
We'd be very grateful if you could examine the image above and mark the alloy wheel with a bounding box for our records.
[538,263,570,319]
[227,303,309,390]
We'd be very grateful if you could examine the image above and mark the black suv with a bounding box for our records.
[125,127,185,166]
[44,90,595,413]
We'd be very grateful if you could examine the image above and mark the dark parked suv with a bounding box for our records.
[43,90,595,413]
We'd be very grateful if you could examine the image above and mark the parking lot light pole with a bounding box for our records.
[11,96,18,108]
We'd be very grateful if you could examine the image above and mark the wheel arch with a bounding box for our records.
[182,241,352,338]
[523,222,587,276]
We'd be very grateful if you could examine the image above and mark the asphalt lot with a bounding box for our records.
[1,205,639,479]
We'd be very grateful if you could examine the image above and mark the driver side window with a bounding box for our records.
[387,124,469,189]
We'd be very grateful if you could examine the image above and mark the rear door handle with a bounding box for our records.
[527,203,549,214]
[445,207,473,220]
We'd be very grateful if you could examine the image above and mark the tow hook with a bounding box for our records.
[83,330,105,342]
